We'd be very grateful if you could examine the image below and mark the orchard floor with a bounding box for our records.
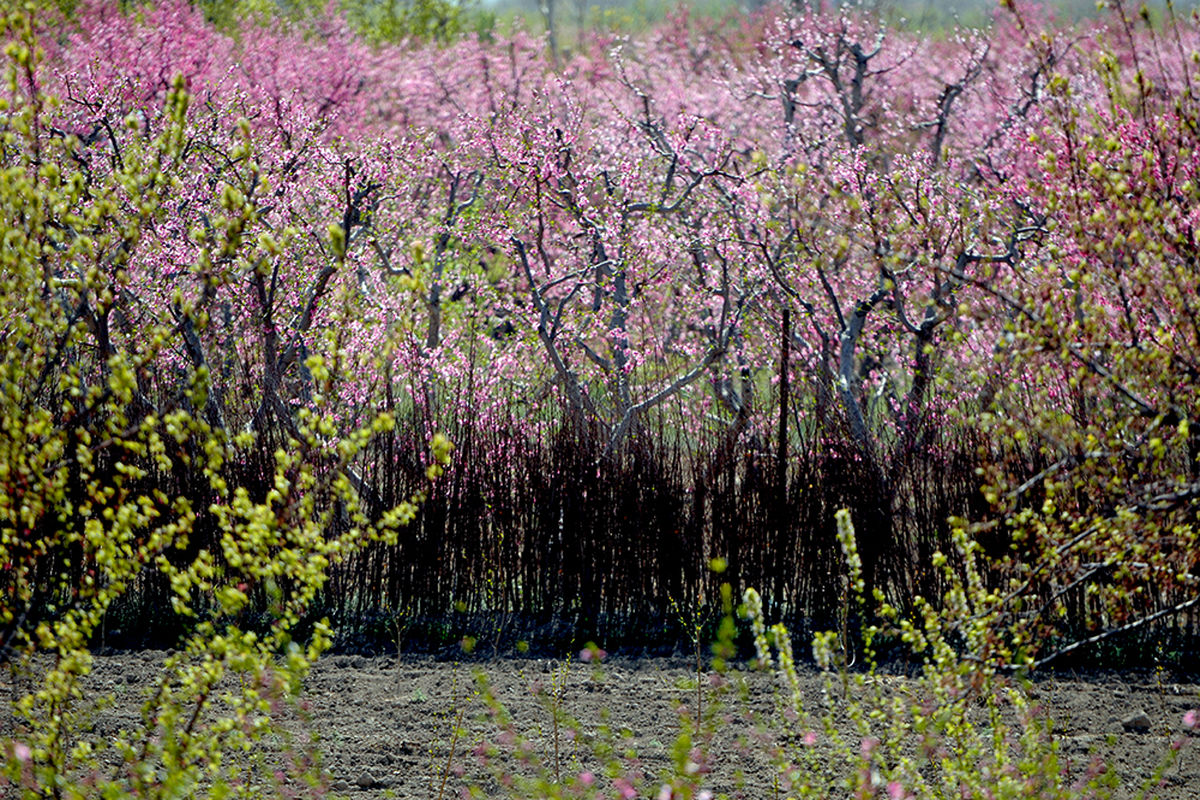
[71,654,1200,798]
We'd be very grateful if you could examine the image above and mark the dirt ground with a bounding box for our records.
[299,656,1200,800]
[21,653,1200,799]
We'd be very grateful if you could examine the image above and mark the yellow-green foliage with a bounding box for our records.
[0,8,447,797]
[740,512,1123,800]
[190,0,489,44]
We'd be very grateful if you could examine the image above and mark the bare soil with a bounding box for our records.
[32,654,1200,799]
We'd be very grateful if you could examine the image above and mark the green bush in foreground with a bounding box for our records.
[0,8,449,797]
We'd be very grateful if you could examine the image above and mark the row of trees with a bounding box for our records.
[2,0,1199,795]
[2,0,1198,657]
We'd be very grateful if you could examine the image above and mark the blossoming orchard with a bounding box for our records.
[1,0,1198,797]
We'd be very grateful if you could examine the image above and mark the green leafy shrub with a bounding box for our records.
[0,7,448,797]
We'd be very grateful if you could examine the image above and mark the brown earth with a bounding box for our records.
[21,654,1200,799]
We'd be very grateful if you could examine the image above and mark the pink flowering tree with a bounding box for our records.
[960,0,1200,666]
[3,0,1197,677]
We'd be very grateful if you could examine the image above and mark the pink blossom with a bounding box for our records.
[1184,709,1199,729]
[13,741,31,762]
[580,644,607,662]
[887,780,906,799]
